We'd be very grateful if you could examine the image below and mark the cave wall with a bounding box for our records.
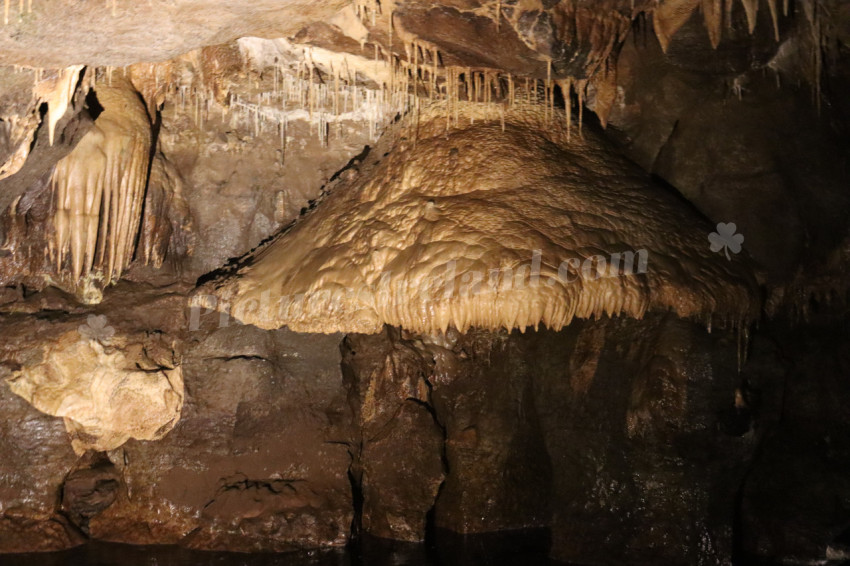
[7,301,847,564]
[0,303,756,563]
[0,294,355,553]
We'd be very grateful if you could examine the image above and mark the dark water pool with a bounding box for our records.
[2,530,560,566]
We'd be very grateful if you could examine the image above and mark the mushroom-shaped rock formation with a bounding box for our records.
[194,105,759,335]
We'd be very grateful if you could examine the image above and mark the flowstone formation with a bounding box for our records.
[7,326,183,454]
[47,77,153,302]
[196,104,759,336]
[190,102,763,564]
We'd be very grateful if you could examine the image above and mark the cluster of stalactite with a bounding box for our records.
[0,65,194,301]
[0,0,835,301]
[47,76,152,298]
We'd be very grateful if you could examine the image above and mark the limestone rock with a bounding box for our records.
[197,105,759,336]
[6,327,183,454]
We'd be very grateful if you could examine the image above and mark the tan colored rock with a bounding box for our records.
[196,103,759,336]
[6,326,183,454]
[0,0,350,68]
[48,76,152,303]
[652,0,700,53]
[0,65,84,181]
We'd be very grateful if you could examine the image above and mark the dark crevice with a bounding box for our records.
[420,369,449,554]
[28,103,49,153]
[328,144,371,184]
[58,455,121,536]
[208,354,271,363]
[347,454,364,543]
[339,336,365,546]
[131,99,161,265]
[84,89,104,121]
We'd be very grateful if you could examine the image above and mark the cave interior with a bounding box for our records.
[0,0,849,565]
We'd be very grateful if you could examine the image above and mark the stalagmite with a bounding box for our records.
[49,77,152,301]
[193,104,759,335]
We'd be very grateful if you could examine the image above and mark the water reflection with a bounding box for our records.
[2,529,559,566]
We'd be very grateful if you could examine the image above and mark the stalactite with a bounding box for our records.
[740,0,759,34]
[653,0,698,52]
[432,47,439,102]
[802,0,823,111]
[558,78,573,141]
[702,0,723,49]
[766,0,780,40]
[231,37,602,152]
[546,59,553,123]
[576,78,587,135]
[49,77,152,298]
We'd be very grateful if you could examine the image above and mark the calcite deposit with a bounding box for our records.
[196,105,759,335]
[6,325,183,454]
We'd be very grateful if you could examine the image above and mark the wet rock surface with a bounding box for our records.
[0,280,848,564]
[91,323,355,552]
[529,316,753,565]
[424,329,553,535]
[0,288,355,553]
[0,376,82,553]
[342,329,445,543]
[740,315,850,563]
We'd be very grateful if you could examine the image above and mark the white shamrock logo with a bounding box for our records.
[78,314,115,345]
[709,222,744,260]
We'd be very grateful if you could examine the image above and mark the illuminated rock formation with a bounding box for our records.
[47,77,152,302]
[0,65,84,181]
[197,104,758,335]
[6,325,183,454]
